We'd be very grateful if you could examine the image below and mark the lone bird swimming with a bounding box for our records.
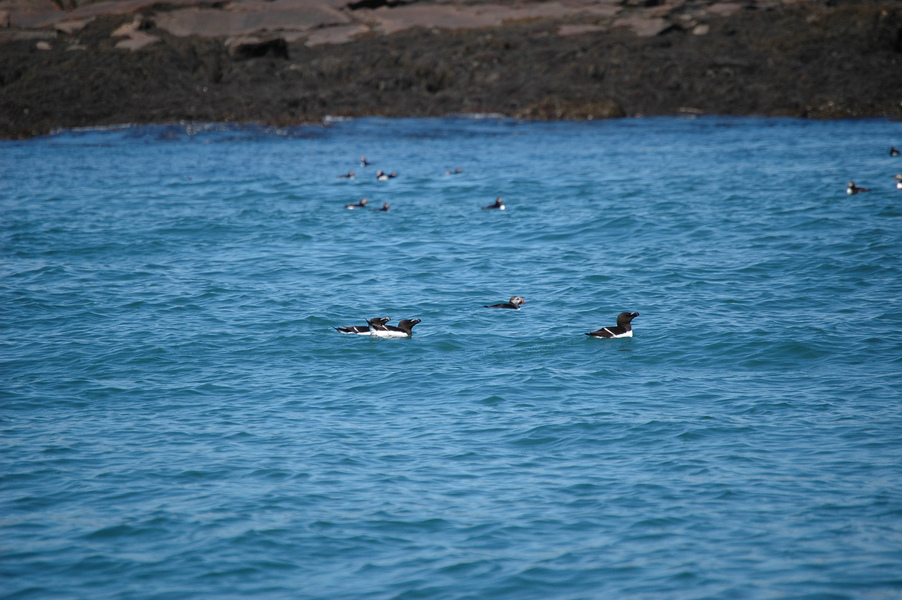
[373,203,390,212]
[338,171,355,179]
[483,197,505,210]
[485,296,525,310]
[846,182,870,195]
[586,312,639,338]
[370,318,421,338]
[345,198,369,209]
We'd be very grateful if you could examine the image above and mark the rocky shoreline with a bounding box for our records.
[1,0,901,139]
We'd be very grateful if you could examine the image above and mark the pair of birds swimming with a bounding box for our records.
[484,296,639,338]
[345,198,390,211]
[336,296,640,339]
[335,317,421,338]
[345,197,504,212]
[337,170,398,181]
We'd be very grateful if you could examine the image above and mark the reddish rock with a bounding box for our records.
[613,15,672,36]
[114,29,158,49]
[558,24,608,36]
[154,1,348,37]
[706,3,743,17]
[304,23,370,45]
[55,16,95,33]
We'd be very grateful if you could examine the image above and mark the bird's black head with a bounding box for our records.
[616,312,639,327]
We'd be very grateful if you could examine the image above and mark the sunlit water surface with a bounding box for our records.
[2,117,901,599]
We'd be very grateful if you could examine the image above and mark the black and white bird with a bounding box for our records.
[373,203,390,212]
[361,156,372,167]
[335,317,391,335]
[345,198,369,209]
[376,170,398,181]
[847,182,870,195]
[483,197,505,210]
[338,171,355,179]
[891,146,900,157]
[370,318,421,338]
[485,296,525,310]
[894,174,902,189]
[586,312,640,338]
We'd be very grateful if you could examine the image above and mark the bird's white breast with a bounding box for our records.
[370,329,408,338]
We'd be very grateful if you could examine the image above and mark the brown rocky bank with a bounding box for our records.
[1,0,901,139]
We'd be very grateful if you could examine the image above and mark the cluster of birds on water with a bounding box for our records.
[332,143,900,340]
[338,156,507,212]
[334,156,537,338]
[847,146,902,195]
[336,295,640,339]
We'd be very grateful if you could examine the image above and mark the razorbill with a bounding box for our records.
[345,198,369,209]
[847,182,870,195]
[586,312,639,338]
[485,296,525,310]
[336,317,391,335]
[370,318,421,338]
[483,197,505,210]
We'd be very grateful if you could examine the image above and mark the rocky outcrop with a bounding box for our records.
[0,0,900,138]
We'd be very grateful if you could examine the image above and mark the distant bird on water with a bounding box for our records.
[345,198,369,209]
[445,168,463,175]
[376,170,398,181]
[483,197,505,210]
[891,146,900,157]
[847,182,869,195]
[895,174,902,189]
[361,156,372,167]
[338,170,355,179]
[485,296,525,310]
[586,312,640,338]
[373,203,390,212]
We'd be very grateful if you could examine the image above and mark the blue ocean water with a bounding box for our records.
[2,116,901,600]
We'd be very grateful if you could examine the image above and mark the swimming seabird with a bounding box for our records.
[847,182,870,195]
[345,198,369,209]
[370,318,421,338]
[373,203,390,212]
[485,296,525,310]
[335,317,391,335]
[586,312,639,338]
[483,197,505,210]
[338,171,355,179]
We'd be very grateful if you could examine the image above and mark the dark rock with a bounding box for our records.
[227,36,289,60]
[1,0,901,138]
